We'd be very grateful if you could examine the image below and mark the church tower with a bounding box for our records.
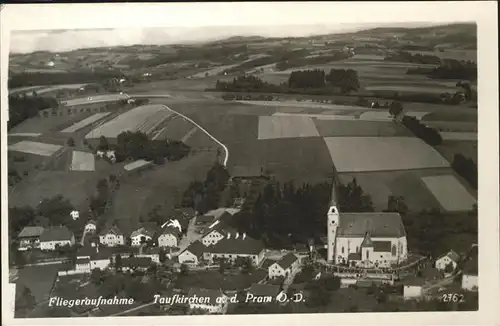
[327,179,340,263]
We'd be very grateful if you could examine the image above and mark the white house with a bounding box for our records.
[435,250,461,272]
[39,226,75,251]
[403,278,425,300]
[188,288,228,314]
[17,226,44,251]
[70,210,80,220]
[203,232,266,266]
[268,252,301,282]
[327,185,408,268]
[200,222,236,246]
[75,258,91,273]
[130,227,155,247]
[77,243,114,272]
[99,226,125,247]
[84,220,97,234]
[157,227,180,248]
[178,241,206,266]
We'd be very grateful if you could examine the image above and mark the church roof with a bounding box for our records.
[360,233,373,247]
[338,212,406,238]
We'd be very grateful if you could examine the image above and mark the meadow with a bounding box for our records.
[70,151,95,172]
[421,175,477,212]
[9,141,62,157]
[61,112,111,133]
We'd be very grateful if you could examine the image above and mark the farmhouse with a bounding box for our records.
[461,245,478,291]
[99,226,125,247]
[77,244,115,271]
[200,222,237,246]
[84,220,97,234]
[327,186,407,268]
[39,226,75,251]
[178,241,207,266]
[130,225,156,247]
[203,233,266,266]
[268,253,301,281]
[187,288,228,314]
[435,250,461,272]
[157,226,181,248]
[17,226,44,251]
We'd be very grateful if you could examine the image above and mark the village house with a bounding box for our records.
[39,226,75,251]
[187,288,228,314]
[70,210,80,220]
[99,226,125,247]
[76,243,116,271]
[84,220,97,234]
[157,226,181,248]
[200,221,237,246]
[461,245,478,291]
[403,277,425,300]
[435,250,461,273]
[328,187,408,268]
[178,241,206,266]
[203,232,266,266]
[75,258,91,273]
[130,226,156,247]
[17,226,44,251]
[268,252,301,282]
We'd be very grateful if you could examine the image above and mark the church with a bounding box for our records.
[327,184,408,268]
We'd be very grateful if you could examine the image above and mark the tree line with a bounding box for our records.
[406,59,477,81]
[401,115,443,146]
[274,51,350,71]
[451,154,477,189]
[384,51,442,65]
[8,71,124,89]
[7,94,59,130]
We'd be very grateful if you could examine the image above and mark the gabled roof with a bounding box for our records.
[249,283,280,297]
[158,226,181,238]
[99,226,123,236]
[438,250,461,263]
[130,226,155,238]
[40,226,74,242]
[77,245,115,260]
[360,233,373,247]
[18,226,45,238]
[338,212,406,238]
[373,241,392,252]
[182,240,206,258]
[205,235,264,255]
[276,253,298,269]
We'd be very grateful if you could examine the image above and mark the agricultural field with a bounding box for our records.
[257,116,320,140]
[338,168,459,212]
[313,119,412,137]
[85,104,173,139]
[112,150,217,235]
[189,63,239,78]
[436,140,478,165]
[323,136,450,173]
[9,113,94,134]
[61,112,111,133]
[9,141,62,157]
[439,132,477,141]
[70,151,95,172]
[62,94,129,107]
[421,175,477,212]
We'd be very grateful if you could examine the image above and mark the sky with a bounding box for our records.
[9,23,439,54]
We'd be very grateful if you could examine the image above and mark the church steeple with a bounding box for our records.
[327,173,340,263]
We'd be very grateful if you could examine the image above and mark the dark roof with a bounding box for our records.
[438,250,461,262]
[373,241,392,252]
[130,226,155,238]
[18,226,45,238]
[338,212,406,238]
[188,288,225,305]
[249,283,280,297]
[196,215,216,224]
[99,226,123,236]
[203,222,238,237]
[158,226,181,238]
[183,240,206,258]
[40,226,74,242]
[261,259,278,269]
[76,258,90,265]
[205,235,265,255]
[348,252,362,261]
[77,245,115,260]
[277,253,298,269]
[122,257,152,268]
[360,233,373,247]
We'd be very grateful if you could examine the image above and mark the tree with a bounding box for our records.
[115,254,122,270]
[159,250,167,263]
[444,262,454,274]
[180,263,189,276]
[15,284,36,316]
[91,268,104,285]
[67,137,75,147]
[98,136,109,151]
[305,281,331,307]
[389,101,404,117]
[241,257,254,274]
[386,196,408,215]
[218,258,229,274]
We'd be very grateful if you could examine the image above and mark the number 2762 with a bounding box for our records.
[441,293,465,303]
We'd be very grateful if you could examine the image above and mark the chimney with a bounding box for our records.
[235,232,239,239]
[242,233,246,240]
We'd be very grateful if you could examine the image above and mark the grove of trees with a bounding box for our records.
[7,94,59,130]
[451,154,478,189]
[401,115,443,146]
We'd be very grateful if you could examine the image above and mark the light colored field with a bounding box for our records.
[8,133,41,137]
[439,132,477,141]
[323,136,450,172]
[9,141,62,157]
[421,175,477,211]
[61,112,111,133]
[62,94,129,107]
[358,111,393,121]
[314,119,411,138]
[240,100,363,111]
[124,159,152,171]
[85,104,173,139]
[70,151,95,171]
[365,85,454,94]
[258,116,320,140]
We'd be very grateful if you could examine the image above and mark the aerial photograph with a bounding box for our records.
[6,22,478,317]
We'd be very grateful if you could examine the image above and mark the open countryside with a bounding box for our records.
[7,21,478,318]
